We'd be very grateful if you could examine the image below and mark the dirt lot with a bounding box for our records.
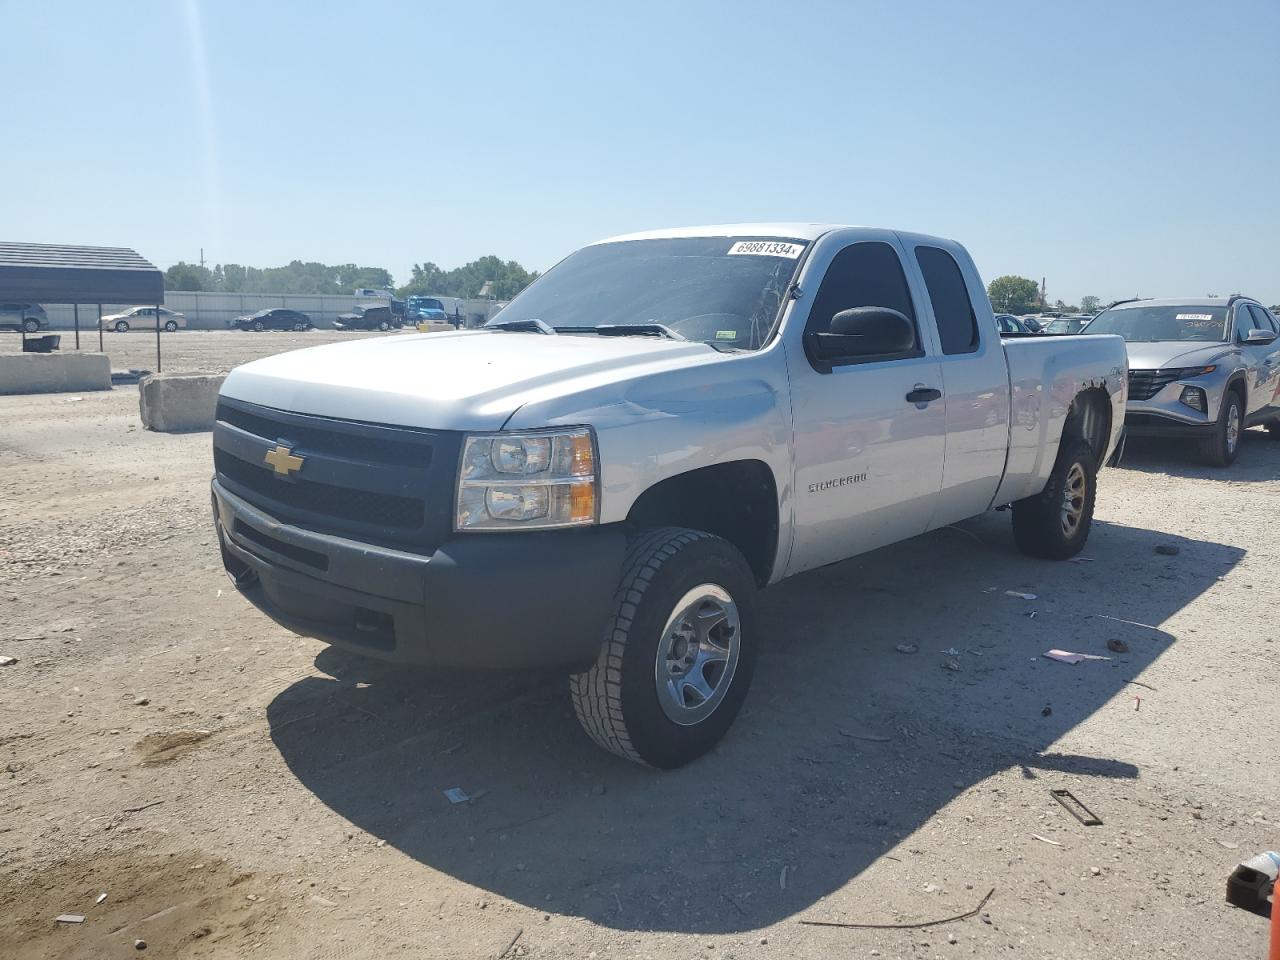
[2,349,1278,959]
[4,329,409,376]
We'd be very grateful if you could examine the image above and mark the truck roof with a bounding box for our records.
[592,222,960,250]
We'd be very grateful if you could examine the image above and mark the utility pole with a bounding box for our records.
[199,247,206,270]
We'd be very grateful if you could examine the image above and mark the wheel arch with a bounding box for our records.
[1062,387,1112,464]
[624,459,780,587]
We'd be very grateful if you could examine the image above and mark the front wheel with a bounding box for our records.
[164,320,178,332]
[571,528,757,769]
[1200,391,1242,467]
[377,320,390,331]
[22,318,39,333]
[114,320,129,333]
[1012,438,1097,560]
[252,320,264,332]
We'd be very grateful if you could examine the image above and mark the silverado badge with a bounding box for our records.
[263,444,304,477]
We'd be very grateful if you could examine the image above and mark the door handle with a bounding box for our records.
[906,387,942,404]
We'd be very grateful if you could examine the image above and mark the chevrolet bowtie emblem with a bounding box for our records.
[264,444,305,477]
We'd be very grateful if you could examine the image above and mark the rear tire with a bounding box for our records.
[114,320,129,333]
[570,528,757,769]
[252,320,264,332]
[22,318,39,333]
[1012,438,1097,560]
[378,320,390,331]
[1200,391,1242,467]
[164,320,178,332]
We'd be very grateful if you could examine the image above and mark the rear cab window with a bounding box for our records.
[915,246,980,354]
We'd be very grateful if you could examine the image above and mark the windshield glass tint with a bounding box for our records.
[487,236,807,350]
[1085,305,1229,342]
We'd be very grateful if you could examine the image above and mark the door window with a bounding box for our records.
[804,241,917,336]
[916,246,979,354]
[1247,304,1276,333]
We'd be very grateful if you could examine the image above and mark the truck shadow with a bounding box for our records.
[267,514,1243,934]
[1118,428,1280,481]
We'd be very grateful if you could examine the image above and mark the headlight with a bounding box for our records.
[456,426,598,531]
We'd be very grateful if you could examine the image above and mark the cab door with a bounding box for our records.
[785,238,946,575]
[1241,303,1280,418]
[899,239,1011,530]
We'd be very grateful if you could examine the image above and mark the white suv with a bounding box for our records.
[0,303,47,333]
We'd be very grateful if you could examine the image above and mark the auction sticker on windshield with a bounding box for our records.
[1176,314,1215,322]
[727,240,804,258]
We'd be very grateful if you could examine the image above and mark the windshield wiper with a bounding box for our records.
[486,318,557,335]
[588,323,686,341]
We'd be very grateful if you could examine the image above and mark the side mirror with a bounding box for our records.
[806,307,917,370]
[1244,328,1278,345]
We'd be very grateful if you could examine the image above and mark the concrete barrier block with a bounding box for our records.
[0,352,112,395]
[138,372,227,432]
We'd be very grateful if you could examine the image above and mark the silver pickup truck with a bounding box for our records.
[211,224,1128,768]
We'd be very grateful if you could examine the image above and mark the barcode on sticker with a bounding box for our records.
[728,241,803,259]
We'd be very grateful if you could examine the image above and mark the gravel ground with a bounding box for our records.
[1,376,1278,960]
[1,329,411,376]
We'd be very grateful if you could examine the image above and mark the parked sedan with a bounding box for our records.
[0,302,48,332]
[101,306,187,332]
[1084,297,1280,466]
[994,313,1033,335]
[1041,315,1092,335]
[233,308,314,332]
[333,304,398,331]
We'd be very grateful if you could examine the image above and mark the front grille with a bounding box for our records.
[213,398,458,551]
[1128,369,1183,401]
[216,449,424,529]
[217,403,429,468]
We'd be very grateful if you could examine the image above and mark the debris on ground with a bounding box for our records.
[894,643,918,654]
[1106,639,1129,653]
[798,887,995,930]
[133,696,150,706]
[838,729,892,743]
[0,656,17,667]
[1069,557,1095,563]
[1032,834,1063,846]
[1051,788,1103,826]
[55,914,85,924]
[1043,649,1110,665]
[1155,544,1181,556]
[941,647,961,656]
[1005,591,1038,600]
[95,892,107,904]
[444,787,471,804]
[943,659,962,672]
[134,938,148,950]
[1041,705,1053,717]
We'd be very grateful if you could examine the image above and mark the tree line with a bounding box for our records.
[986,275,1103,315]
[164,255,539,301]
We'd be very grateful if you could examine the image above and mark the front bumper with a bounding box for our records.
[213,480,625,670]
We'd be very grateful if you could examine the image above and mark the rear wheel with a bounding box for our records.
[163,320,178,332]
[1012,438,1097,560]
[114,320,129,333]
[252,320,264,332]
[378,320,390,331]
[570,528,757,769]
[1200,391,1243,467]
[22,318,39,333]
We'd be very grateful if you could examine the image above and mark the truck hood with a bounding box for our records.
[1123,340,1232,370]
[219,330,731,431]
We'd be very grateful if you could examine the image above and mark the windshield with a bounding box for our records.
[1085,304,1229,342]
[487,236,807,350]
[410,297,443,310]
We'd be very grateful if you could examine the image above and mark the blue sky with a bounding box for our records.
[4,0,1278,304]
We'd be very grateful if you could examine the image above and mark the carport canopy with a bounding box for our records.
[0,241,163,304]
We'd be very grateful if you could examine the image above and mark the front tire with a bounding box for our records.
[570,528,757,769]
[114,320,129,333]
[1012,438,1097,560]
[252,320,264,332]
[1200,391,1242,467]
[22,318,39,333]
[164,320,178,332]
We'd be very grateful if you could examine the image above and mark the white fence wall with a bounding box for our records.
[41,293,508,331]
